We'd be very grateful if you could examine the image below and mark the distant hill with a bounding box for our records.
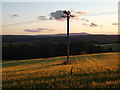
[47,32,90,36]
[2,33,119,44]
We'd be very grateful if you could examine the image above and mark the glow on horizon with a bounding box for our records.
[2,2,118,35]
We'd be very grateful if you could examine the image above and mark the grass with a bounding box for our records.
[2,52,120,88]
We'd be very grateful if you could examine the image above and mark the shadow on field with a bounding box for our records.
[2,57,65,68]
[3,62,64,73]
[2,59,50,68]
[3,61,33,67]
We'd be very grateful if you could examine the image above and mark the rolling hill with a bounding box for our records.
[2,52,119,88]
[2,34,119,45]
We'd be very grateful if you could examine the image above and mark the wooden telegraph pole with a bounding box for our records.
[67,14,70,63]
[63,10,74,64]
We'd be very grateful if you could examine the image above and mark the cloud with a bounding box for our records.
[24,28,54,33]
[81,18,89,22]
[112,23,119,25]
[50,10,87,21]
[82,22,98,27]
[39,11,116,22]
[5,10,87,26]
[82,23,89,26]
[38,16,48,20]
[89,22,98,27]
[10,14,19,18]
[25,29,39,32]
[37,28,54,31]
[75,11,86,15]
[50,10,66,21]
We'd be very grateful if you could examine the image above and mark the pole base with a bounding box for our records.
[63,60,72,65]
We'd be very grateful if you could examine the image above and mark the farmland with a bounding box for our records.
[2,52,119,88]
[95,43,119,51]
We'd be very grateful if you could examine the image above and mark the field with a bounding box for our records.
[2,52,120,88]
[96,43,119,51]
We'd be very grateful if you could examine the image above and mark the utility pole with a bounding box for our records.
[63,10,74,64]
[66,15,70,63]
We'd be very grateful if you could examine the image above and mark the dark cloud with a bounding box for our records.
[24,28,54,33]
[38,16,55,20]
[82,22,98,27]
[37,28,54,31]
[25,29,39,32]
[89,22,98,27]
[50,10,65,21]
[11,14,19,18]
[38,16,48,20]
[50,10,87,21]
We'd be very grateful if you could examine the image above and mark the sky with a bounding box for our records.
[1,0,119,35]
[1,0,119,2]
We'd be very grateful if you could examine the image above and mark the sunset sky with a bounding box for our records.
[1,0,119,35]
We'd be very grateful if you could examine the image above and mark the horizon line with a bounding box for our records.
[1,33,119,36]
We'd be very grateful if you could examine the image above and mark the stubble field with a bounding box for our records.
[2,52,120,88]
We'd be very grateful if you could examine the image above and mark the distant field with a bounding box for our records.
[2,52,119,88]
[96,43,119,51]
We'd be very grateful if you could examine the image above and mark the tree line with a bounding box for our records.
[2,42,112,60]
